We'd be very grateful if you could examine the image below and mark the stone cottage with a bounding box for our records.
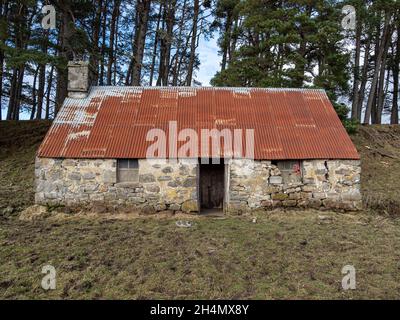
[35,62,362,214]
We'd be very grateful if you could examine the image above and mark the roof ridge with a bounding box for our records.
[89,86,327,93]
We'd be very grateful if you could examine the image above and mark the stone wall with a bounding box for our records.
[35,157,361,214]
[35,157,199,213]
[227,159,362,213]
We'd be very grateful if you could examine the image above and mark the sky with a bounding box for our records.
[196,36,221,86]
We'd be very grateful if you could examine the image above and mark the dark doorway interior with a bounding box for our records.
[199,162,225,213]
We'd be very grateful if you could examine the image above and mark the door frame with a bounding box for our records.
[198,159,226,213]
[223,162,230,214]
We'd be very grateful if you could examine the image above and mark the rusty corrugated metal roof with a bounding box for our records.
[37,87,360,160]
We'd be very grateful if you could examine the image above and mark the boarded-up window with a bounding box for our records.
[275,160,302,185]
[117,159,139,182]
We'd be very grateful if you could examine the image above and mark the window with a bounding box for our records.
[117,159,139,182]
[274,160,302,185]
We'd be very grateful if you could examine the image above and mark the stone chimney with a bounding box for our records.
[67,61,91,98]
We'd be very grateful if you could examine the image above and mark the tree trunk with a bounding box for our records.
[172,0,187,86]
[107,0,120,85]
[391,23,400,124]
[375,23,391,124]
[351,11,362,120]
[13,66,25,120]
[30,66,39,119]
[0,0,6,121]
[99,3,108,85]
[185,0,199,86]
[229,17,239,64]
[6,3,30,120]
[36,29,49,120]
[364,11,391,124]
[149,3,163,86]
[45,66,55,120]
[175,29,192,86]
[157,0,176,86]
[220,13,232,72]
[0,46,3,121]
[7,69,18,120]
[36,64,46,120]
[90,0,104,85]
[130,0,151,86]
[56,3,74,115]
[356,36,371,121]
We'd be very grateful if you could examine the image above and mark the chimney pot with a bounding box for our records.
[68,61,91,98]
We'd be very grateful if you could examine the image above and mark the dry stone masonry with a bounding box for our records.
[227,159,362,213]
[35,158,199,214]
[35,157,362,214]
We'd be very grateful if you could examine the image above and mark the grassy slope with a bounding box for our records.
[353,125,400,214]
[0,121,51,212]
[1,121,400,299]
[1,212,400,299]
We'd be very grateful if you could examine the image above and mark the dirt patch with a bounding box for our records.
[19,205,48,221]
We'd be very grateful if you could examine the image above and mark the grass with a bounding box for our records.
[1,121,400,299]
[0,120,51,212]
[1,212,400,299]
[353,125,400,215]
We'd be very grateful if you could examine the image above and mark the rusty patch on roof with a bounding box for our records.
[37,87,360,160]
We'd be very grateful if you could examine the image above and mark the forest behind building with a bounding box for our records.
[0,0,399,127]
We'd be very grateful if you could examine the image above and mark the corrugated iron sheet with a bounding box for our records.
[37,87,360,160]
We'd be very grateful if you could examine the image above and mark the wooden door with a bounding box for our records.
[200,164,225,209]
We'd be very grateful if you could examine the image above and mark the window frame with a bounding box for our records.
[273,160,303,184]
[117,159,139,182]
